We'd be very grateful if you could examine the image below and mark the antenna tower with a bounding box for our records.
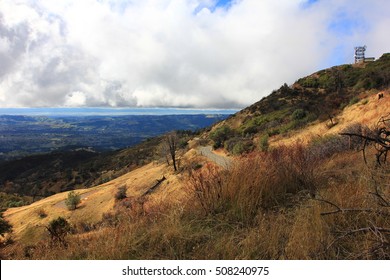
[354,46,366,63]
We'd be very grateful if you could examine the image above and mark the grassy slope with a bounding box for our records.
[3,161,186,244]
[274,89,390,146]
[210,54,390,150]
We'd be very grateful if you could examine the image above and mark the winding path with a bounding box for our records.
[197,146,232,169]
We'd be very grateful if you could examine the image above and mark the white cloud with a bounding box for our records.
[65,91,87,107]
[0,0,389,109]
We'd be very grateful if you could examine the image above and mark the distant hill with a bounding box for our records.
[0,114,230,161]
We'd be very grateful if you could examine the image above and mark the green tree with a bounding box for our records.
[46,217,71,245]
[65,191,81,211]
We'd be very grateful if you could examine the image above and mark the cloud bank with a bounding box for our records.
[0,0,389,108]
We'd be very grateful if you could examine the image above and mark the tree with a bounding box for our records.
[165,132,179,171]
[0,213,12,237]
[65,191,81,210]
[46,217,71,245]
[159,141,171,166]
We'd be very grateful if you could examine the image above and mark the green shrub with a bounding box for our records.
[209,126,233,149]
[292,109,307,120]
[65,191,81,211]
[267,128,280,136]
[225,137,254,155]
[348,96,360,106]
[232,142,244,155]
[47,217,71,244]
[259,134,269,152]
[298,76,319,88]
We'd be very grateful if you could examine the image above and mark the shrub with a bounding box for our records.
[188,144,320,225]
[0,213,12,237]
[309,135,348,160]
[259,134,269,152]
[46,217,71,244]
[242,123,258,135]
[232,142,244,155]
[209,126,233,149]
[348,96,360,106]
[292,109,307,120]
[65,191,81,211]
[224,137,254,155]
[115,186,127,200]
[36,208,47,219]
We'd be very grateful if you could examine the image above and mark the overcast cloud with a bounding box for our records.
[0,0,389,108]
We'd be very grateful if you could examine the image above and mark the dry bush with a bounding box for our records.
[188,144,320,225]
[35,208,47,219]
[115,186,127,201]
[315,164,390,259]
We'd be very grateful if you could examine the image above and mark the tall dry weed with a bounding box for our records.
[188,144,320,225]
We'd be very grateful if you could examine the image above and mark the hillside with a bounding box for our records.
[1,55,390,260]
[208,53,390,154]
[0,114,226,199]
[0,136,164,199]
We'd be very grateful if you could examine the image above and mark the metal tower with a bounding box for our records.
[354,46,366,63]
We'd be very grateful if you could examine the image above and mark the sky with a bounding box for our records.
[0,0,389,109]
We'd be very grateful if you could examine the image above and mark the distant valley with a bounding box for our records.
[0,114,230,161]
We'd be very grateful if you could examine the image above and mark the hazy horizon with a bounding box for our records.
[0,107,239,116]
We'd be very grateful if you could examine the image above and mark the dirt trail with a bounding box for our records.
[197,146,232,168]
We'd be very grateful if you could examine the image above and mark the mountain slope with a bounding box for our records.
[3,160,188,244]
[210,53,390,150]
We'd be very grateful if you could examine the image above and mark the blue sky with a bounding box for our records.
[0,0,389,109]
[215,0,234,9]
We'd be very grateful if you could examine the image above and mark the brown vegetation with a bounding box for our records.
[2,132,388,259]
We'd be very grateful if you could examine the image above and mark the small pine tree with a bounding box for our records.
[65,191,81,211]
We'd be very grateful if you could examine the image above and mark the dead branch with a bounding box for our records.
[336,226,390,235]
[142,176,166,196]
[339,114,390,165]
[314,198,390,216]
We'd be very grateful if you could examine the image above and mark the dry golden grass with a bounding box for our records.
[273,90,390,146]
[3,148,389,260]
[3,162,182,244]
